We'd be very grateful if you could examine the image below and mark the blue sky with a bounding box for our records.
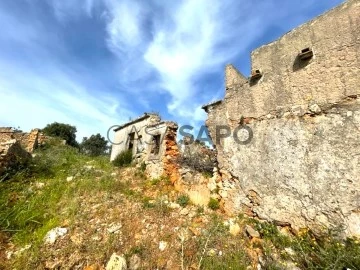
[0,0,344,141]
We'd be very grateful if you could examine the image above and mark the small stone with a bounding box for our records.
[291,105,305,117]
[66,176,74,182]
[169,202,180,209]
[180,208,189,215]
[107,223,122,234]
[159,241,167,251]
[129,254,141,270]
[347,111,353,117]
[105,253,127,270]
[219,190,228,198]
[44,227,68,244]
[309,104,322,114]
[245,225,260,238]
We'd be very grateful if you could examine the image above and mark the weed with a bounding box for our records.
[142,197,155,209]
[112,150,132,167]
[208,198,220,210]
[150,177,161,185]
[202,171,213,178]
[177,194,190,207]
[196,206,204,215]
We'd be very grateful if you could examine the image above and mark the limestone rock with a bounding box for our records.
[309,104,322,114]
[180,208,189,216]
[107,223,122,234]
[245,225,260,238]
[159,241,167,251]
[129,254,141,270]
[44,227,68,244]
[106,253,127,270]
[169,202,180,209]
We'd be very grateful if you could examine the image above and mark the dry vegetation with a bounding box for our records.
[0,142,359,269]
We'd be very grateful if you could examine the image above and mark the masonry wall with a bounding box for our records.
[205,0,360,237]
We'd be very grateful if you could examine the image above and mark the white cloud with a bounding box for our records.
[0,0,344,140]
[105,0,144,53]
[0,63,131,141]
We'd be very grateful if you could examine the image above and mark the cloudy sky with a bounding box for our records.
[0,0,343,141]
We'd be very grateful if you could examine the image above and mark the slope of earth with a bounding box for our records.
[0,142,359,270]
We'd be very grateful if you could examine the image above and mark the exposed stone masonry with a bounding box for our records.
[203,0,360,237]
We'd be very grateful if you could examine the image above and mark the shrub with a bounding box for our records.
[42,122,78,147]
[208,198,220,210]
[177,194,190,207]
[80,133,109,156]
[112,150,133,167]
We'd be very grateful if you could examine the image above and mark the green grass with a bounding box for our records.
[0,143,116,247]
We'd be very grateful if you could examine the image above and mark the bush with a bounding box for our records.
[208,198,220,210]
[80,133,109,156]
[177,194,190,207]
[112,150,133,167]
[42,122,78,147]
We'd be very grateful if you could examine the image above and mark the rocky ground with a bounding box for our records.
[0,144,359,270]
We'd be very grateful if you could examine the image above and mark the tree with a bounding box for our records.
[80,133,108,156]
[42,122,78,147]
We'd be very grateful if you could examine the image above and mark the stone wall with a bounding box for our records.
[203,0,360,237]
[0,139,31,177]
[0,128,41,153]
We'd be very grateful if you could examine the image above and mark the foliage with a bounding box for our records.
[176,194,190,207]
[0,143,115,247]
[80,133,109,156]
[42,122,78,147]
[254,220,360,269]
[208,198,220,210]
[112,150,133,167]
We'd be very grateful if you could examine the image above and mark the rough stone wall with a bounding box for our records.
[204,0,360,237]
[0,139,31,177]
[0,128,42,153]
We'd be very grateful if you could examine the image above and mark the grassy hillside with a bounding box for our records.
[0,142,359,269]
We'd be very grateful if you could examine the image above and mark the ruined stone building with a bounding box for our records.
[0,127,47,176]
[110,113,179,181]
[202,0,360,237]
